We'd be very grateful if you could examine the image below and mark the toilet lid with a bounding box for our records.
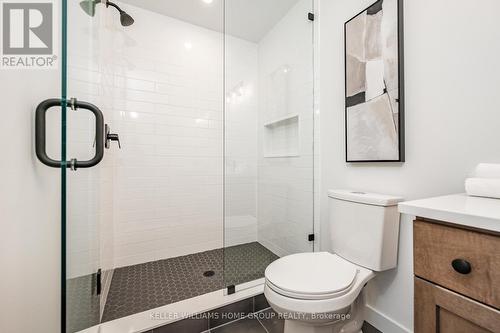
[265,252,358,300]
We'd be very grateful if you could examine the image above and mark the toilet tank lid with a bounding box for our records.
[328,189,404,207]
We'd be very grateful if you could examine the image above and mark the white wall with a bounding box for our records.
[75,2,224,268]
[257,0,315,257]
[0,62,61,333]
[66,2,262,270]
[109,5,225,268]
[65,0,320,274]
[319,0,500,332]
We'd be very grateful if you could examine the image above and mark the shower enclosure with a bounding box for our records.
[36,0,315,331]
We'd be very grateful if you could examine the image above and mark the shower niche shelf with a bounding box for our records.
[263,113,300,158]
[263,113,299,127]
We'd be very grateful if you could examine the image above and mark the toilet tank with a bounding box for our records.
[329,190,404,271]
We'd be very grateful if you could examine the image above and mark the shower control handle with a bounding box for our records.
[105,124,121,149]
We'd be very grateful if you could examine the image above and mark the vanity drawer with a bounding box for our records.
[414,219,500,309]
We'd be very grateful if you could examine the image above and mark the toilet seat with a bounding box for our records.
[265,252,358,300]
[264,252,375,315]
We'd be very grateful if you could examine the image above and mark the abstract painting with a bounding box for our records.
[345,0,404,162]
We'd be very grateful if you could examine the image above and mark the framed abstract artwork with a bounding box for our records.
[345,0,405,162]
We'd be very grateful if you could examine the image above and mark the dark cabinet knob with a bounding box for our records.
[451,259,472,275]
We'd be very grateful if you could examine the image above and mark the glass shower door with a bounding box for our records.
[61,0,226,330]
[35,2,107,332]
[63,1,113,332]
[223,0,316,292]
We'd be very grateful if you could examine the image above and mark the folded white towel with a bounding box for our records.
[465,178,500,199]
[473,163,500,179]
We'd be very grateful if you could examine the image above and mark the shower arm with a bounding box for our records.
[105,1,124,14]
[80,0,134,26]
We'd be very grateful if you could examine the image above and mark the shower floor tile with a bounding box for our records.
[102,242,278,322]
[67,274,100,333]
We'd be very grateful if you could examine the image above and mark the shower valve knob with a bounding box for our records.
[105,124,121,149]
[107,133,121,149]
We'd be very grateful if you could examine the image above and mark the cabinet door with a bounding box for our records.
[415,278,500,333]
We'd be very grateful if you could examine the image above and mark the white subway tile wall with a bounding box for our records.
[225,35,259,247]
[65,0,314,277]
[66,3,229,274]
[257,0,315,257]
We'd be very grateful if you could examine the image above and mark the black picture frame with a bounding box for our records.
[344,0,405,163]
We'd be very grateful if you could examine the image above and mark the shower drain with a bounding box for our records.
[203,270,215,277]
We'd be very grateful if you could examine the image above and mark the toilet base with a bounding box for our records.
[284,320,335,333]
[283,320,363,333]
[280,289,366,333]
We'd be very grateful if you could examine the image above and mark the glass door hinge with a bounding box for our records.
[96,269,102,296]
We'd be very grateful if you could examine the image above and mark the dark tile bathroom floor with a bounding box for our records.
[102,242,279,322]
[67,274,100,333]
[208,311,381,333]
[68,243,383,333]
[147,294,383,333]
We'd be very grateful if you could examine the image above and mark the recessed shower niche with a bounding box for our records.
[263,65,300,158]
[263,114,299,158]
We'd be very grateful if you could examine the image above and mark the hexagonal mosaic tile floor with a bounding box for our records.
[67,274,100,333]
[101,242,278,322]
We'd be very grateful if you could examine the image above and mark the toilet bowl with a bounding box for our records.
[264,252,375,333]
[264,190,403,333]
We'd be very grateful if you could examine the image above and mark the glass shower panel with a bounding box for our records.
[64,0,225,330]
[224,0,315,291]
[65,2,108,332]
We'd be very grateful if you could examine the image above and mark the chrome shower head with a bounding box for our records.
[80,0,135,27]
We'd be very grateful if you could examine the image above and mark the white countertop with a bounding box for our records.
[399,193,500,233]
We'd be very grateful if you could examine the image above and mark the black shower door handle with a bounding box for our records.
[35,98,105,169]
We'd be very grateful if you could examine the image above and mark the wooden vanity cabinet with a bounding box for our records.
[413,218,500,333]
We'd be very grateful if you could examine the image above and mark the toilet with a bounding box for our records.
[264,190,403,333]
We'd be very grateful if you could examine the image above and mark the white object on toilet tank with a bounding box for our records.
[328,190,404,271]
